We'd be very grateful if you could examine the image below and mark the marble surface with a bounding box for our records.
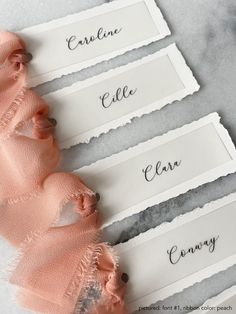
[0,0,236,313]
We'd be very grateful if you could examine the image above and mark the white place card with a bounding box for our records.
[115,194,236,312]
[192,286,236,313]
[19,0,171,86]
[45,44,199,148]
[75,113,236,227]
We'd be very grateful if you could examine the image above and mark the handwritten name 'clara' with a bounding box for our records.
[167,235,220,265]
[100,85,138,109]
[66,27,123,51]
[142,160,182,182]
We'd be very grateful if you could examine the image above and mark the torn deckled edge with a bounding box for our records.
[75,112,236,227]
[44,43,200,148]
[19,0,171,86]
[192,286,236,313]
[115,193,236,312]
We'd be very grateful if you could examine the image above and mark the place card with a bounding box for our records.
[75,113,236,227]
[192,286,236,313]
[44,44,199,148]
[115,193,236,312]
[19,0,171,86]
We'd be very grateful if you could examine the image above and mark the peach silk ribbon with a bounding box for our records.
[0,31,127,314]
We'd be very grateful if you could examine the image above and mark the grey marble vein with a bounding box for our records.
[0,0,236,313]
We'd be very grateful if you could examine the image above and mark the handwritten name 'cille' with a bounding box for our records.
[100,85,137,109]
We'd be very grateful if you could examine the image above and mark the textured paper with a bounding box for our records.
[75,113,236,227]
[115,194,236,312]
[45,44,199,148]
[19,0,170,86]
[192,286,236,313]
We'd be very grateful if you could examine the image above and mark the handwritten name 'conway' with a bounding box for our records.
[167,235,220,265]
[66,27,123,51]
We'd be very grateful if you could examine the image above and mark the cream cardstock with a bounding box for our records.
[115,194,236,312]
[75,113,236,227]
[44,44,199,148]
[19,0,171,86]
[192,286,236,314]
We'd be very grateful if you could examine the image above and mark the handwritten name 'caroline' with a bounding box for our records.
[167,235,220,265]
[142,160,182,182]
[66,27,123,51]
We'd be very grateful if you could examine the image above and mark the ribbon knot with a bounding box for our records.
[9,49,32,65]
[7,49,32,79]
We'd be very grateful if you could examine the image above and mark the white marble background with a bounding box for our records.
[0,0,236,313]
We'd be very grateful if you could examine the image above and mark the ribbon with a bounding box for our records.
[0,31,127,314]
